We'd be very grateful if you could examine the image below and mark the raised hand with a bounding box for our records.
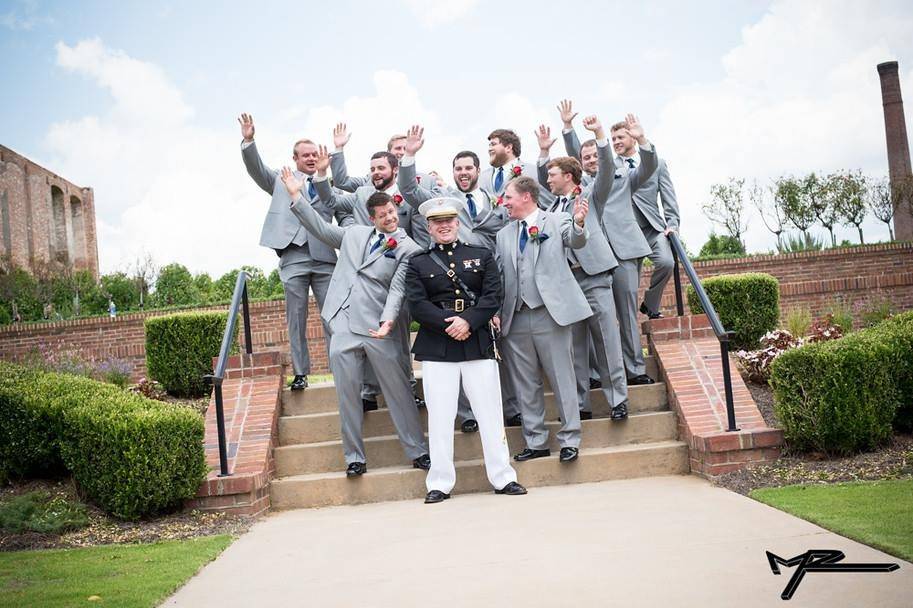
[316,144,330,175]
[536,124,556,155]
[557,99,577,129]
[573,196,589,225]
[625,113,646,143]
[238,113,255,142]
[405,124,424,156]
[280,166,304,199]
[333,122,351,150]
[429,170,446,188]
[369,319,395,339]
[582,115,605,141]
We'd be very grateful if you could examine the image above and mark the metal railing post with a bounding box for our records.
[720,334,739,432]
[672,245,684,316]
[242,283,253,355]
[213,379,230,476]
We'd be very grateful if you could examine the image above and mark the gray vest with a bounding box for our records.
[517,227,544,310]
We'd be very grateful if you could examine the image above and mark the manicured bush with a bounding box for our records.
[145,311,237,397]
[0,362,207,519]
[687,272,779,350]
[872,311,913,432]
[770,321,908,455]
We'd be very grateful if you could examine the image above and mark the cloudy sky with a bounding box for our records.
[2,0,912,277]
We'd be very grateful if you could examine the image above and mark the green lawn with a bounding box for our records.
[0,535,233,607]
[751,479,913,562]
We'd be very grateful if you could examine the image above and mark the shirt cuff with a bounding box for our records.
[639,141,654,153]
[400,156,416,167]
[241,140,254,150]
[596,138,608,147]
[537,157,549,167]
[314,175,329,183]
[562,128,573,134]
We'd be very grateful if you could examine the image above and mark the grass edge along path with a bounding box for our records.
[0,534,233,607]
[750,479,913,563]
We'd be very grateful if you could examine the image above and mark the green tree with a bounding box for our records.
[101,272,140,311]
[832,170,868,244]
[153,263,198,307]
[698,233,746,257]
[267,269,284,298]
[702,178,747,245]
[213,266,269,301]
[807,172,839,247]
[193,273,213,305]
[775,175,816,239]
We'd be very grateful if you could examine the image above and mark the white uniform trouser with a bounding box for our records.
[423,359,517,494]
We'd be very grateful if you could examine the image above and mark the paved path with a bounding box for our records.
[165,475,912,607]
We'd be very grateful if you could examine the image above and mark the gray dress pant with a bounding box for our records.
[612,258,647,377]
[572,269,628,413]
[280,252,333,377]
[328,309,427,465]
[640,224,674,316]
[502,306,581,450]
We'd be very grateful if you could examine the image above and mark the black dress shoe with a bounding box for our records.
[290,375,308,390]
[579,411,593,421]
[424,490,450,504]
[639,302,663,320]
[461,419,479,433]
[362,398,379,412]
[414,396,426,408]
[504,414,522,427]
[589,377,603,390]
[495,481,528,495]
[611,403,629,420]
[346,462,367,477]
[513,448,550,462]
[412,454,431,470]
[627,374,655,385]
[559,447,579,462]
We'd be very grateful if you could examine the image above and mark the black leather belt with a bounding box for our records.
[438,299,468,312]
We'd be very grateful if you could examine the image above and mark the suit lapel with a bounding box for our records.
[359,231,384,270]
[510,220,520,270]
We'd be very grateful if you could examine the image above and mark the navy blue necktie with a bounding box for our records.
[307,178,317,200]
[625,158,636,175]
[369,233,384,254]
[494,166,504,192]
[466,193,478,219]
[519,220,529,253]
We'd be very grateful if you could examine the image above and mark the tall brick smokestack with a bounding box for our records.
[877,61,913,240]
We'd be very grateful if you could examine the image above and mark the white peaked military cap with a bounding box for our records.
[418,197,461,220]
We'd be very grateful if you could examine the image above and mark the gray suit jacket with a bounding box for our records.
[479,160,556,209]
[564,129,678,231]
[541,142,619,275]
[397,158,509,251]
[290,195,421,337]
[495,211,592,336]
[241,141,351,263]
[314,177,417,238]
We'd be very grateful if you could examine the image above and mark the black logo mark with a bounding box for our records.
[766,550,899,600]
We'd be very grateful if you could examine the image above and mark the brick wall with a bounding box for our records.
[1,242,911,378]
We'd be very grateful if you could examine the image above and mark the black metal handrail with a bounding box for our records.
[204,271,253,476]
[667,233,739,432]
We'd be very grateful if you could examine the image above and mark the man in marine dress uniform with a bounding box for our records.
[280,149,430,477]
[238,112,352,391]
[406,197,526,504]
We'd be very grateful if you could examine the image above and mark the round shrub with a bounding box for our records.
[145,311,237,397]
[770,331,898,455]
[687,272,779,350]
[871,310,913,432]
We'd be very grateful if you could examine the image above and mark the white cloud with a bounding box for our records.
[401,0,479,28]
[652,0,913,253]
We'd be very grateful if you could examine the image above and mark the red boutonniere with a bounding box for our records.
[392,194,403,204]
[527,225,549,243]
[383,237,397,251]
[495,195,504,207]
[415,175,422,183]
[570,185,582,199]
[511,165,523,178]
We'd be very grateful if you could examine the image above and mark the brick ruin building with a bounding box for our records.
[0,144,99,278]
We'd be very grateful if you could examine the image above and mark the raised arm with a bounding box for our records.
[658,161,680,231]
[561,197,589,249]
[311,144,359,213]
[329,122,368,192]
[535,124,555,190]
[624,114,658,192]
[382,250,418,323]
[281,157,346,249]
[238,113,277,194]
[557,100,582,159]
[582,115,613,216]
[397,125,438,209]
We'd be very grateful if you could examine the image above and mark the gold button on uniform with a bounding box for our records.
[455,289,461,294]
[449,263,455,268]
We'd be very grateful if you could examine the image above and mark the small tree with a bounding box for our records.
[832,170,868,244]
[775,175,815,238]
[153,263,199,307]
[131,252,158,310]
[807,172,840,247]
[702,178,748,246]
[868,177,895,240]
[753,180,786,252]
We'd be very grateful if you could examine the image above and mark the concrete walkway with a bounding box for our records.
[164,475,912,607]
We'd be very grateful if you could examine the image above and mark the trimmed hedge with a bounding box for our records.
[145,311,237,397]
[687,272,779,350]
[769,310,913,455]
[0,361,207,519]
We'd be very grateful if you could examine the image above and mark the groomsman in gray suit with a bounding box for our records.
[494,176,592,463]
[560,110,660,384]
[610,121,681,319]
[280,152,430,477]
[396,125,523,428]
[238,112,351,390]
[538,115,631,420]
[480,129,554,208]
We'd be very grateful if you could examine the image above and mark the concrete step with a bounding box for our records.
[282,380,667,418]
[270,439,689,509]
[279,386,668,445]
[274,411,677,476]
